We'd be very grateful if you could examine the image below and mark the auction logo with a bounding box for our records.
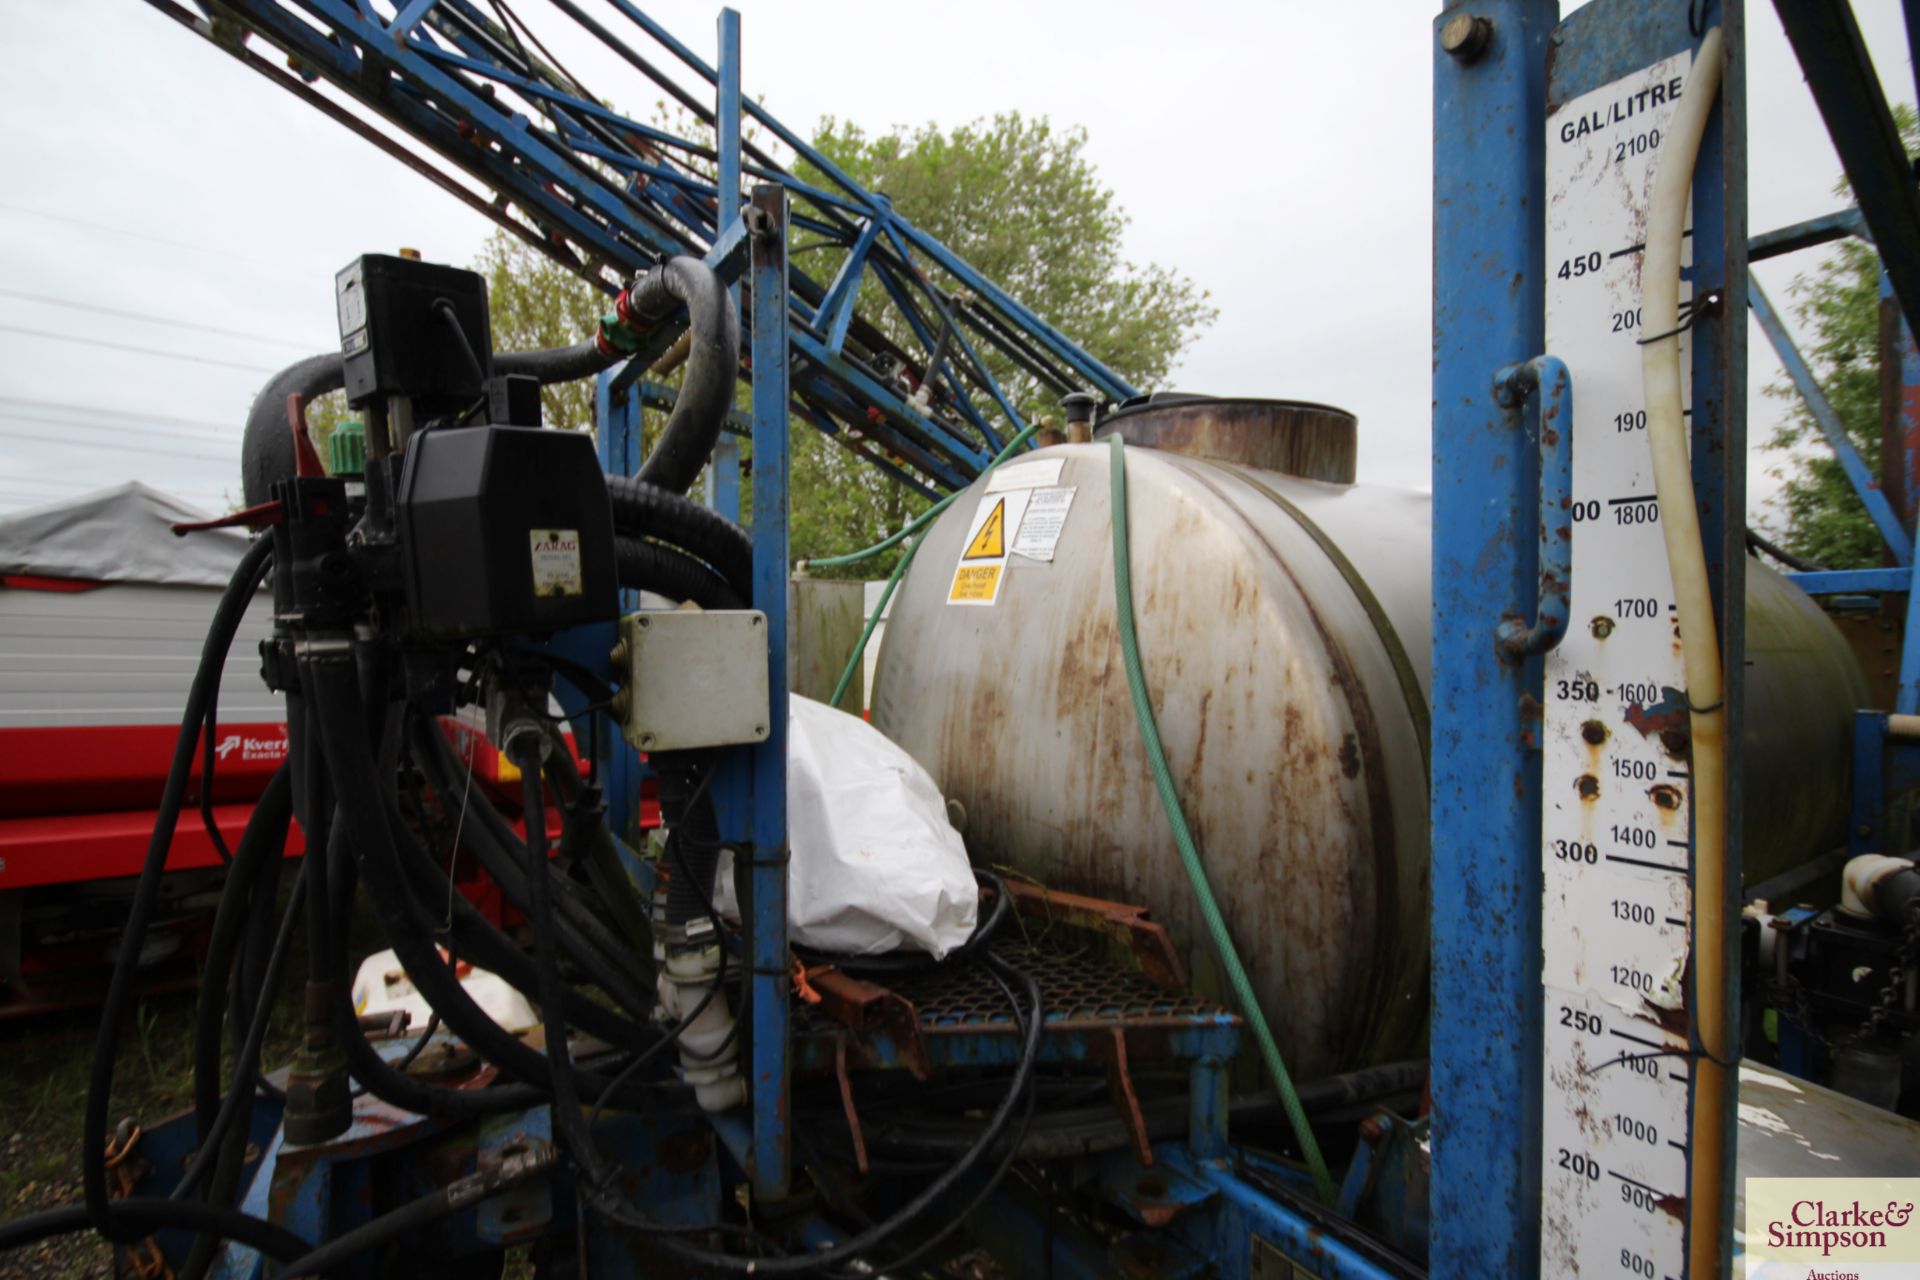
[1748,1179,1920,1278]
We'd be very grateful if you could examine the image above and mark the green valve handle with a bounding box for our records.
[327,419,367,478]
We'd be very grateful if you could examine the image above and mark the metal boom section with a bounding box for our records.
[142,0,1140,498]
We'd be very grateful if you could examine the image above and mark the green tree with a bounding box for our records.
[307,113,1215,577]
[1763,106,1917,568]
[790,112,1213,575]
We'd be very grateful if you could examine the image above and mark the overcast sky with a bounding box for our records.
[0,1,1912,529]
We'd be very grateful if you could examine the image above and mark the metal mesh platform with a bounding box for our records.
[792,941,1241,1075]
[891,943,1229,1029]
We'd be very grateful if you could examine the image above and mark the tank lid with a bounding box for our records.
[1092,395,1357,483]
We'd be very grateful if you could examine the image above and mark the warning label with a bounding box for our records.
[964,498,1009,559]
[1009,486,1075,562]
[948,564,1004,604]
[948,491,1027,606]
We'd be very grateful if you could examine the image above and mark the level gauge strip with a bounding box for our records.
[1540,47,1698,1280]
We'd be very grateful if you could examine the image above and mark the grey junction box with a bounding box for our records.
[614,609,771,751]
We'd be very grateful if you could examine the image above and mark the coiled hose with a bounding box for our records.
[622,257,742,495]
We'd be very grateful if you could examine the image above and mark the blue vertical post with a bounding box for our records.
[1880,268,1920,714]
[746,181,791,1202]
[595,370,644,839]
[710,7,744,523]
[1429,2,1556,1275]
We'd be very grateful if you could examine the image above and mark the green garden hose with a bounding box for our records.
[824,422,1042,708]
[1106,434,1336,1202]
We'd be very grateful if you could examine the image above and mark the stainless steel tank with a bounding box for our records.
[871,397,1866,1078]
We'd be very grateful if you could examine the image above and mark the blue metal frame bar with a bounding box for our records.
[1786,566,1915,593]
[1750,271,1915,563]
[1773,0,1920,339]
[152,0,1126,498]
[1749,206,1868,260]
[1429,4,1556,1272]
[746,182,791,1202]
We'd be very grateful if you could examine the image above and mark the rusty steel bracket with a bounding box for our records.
[1100,1028,1154,1168]
[808,966,933,1081]
[1004,879,1187,992]
[833,1034,870,1175]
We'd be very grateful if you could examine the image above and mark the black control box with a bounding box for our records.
[395,425,618,639]
[336,254,492,412]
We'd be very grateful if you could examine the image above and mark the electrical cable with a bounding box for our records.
[0,1200,307,1262]
[305,653,663,1108]
[1106,433,1335,1203]
[434,298,487,384]
[191,763,292,1139]
[79,535,272,1239]
[585,950,1043,1273]
[173,862,308,1201]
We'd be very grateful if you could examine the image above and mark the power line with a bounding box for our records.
[0,409,246,446]
[0,422,240,465]
[0,323,278,374]
[0,203,303,276]
[0,287,321,352]
[0,395,247,436]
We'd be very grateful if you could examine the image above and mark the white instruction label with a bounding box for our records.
[947,490,1028,606]
[985,458,1064,493]
[1539,47,1696,1280]
[530,528,585,597]
[1010,486,1075,562]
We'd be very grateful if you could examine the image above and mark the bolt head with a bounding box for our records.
[1441,12,1493,62]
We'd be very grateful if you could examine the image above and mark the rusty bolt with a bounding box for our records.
[1359,1116,1387,1146]
[1648,784,1682,811]
[1590,616,1615,639]
[1580,720,1607,746]
[1440,12,1494,62]
[1660,728,1690,759]
[1576,774,1600,800]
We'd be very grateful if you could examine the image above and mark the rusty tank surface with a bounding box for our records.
[870,397,1866,1079]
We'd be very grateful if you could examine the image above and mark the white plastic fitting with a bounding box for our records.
[1839,853,1917,920]
[658,944,746,1112]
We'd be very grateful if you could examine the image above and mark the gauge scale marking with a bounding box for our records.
[1540,49,1697,1280]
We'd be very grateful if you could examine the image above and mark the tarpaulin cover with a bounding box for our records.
[720,694,979,957]
[0,483,253,587]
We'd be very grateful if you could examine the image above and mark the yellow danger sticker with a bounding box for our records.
[947,490,1027,607]
[963,498,1008,559]
[948,563,1004,604]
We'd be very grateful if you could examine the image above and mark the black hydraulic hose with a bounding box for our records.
[0,1200,307,1263]
[277,1141,556,1279]
[626,256,741,495]
[592,951,1045,1274]
[615,535,744,610]
[82,536,272,1239]
[305,656,659,1107]
[320,829,548,1118]
[174,864,307,1204]
[849,960,1041,1279]
[380,793,655,1049]
[511,738,598,1187]
[242,354,341,506]
[604,473,751,596]
[407,716,656,1020]
[191,763,293,1139]
[496,339,612,385]
[241,340,616,505]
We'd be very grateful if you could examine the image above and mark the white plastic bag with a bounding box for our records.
[718,694,978,958]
